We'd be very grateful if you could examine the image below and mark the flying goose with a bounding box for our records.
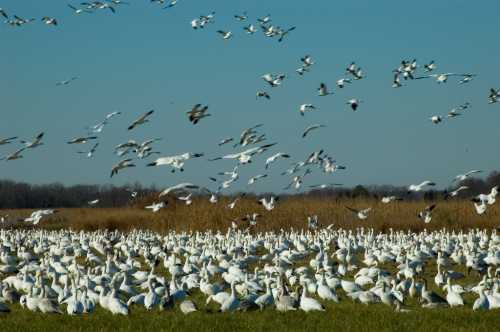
[345,207,372,220]
[177,193,193,205]
[408,181,436,193]
[128,110,154,131]
[300,55,314,67]
[24,209,57,225]
[444,186,468,199]
[318,83,332,96]
[234,12,247,21]
[265,152,290,169]
[336,78,352,88]
[488,88,499,104]
[243,24,256,34]
[257,14,271,24]
[0,8,8,19]
[0,137,17,146]
[262,73,285,87]
[147,152,203,172]
[381,196,403,204]
[415,73,473,84]
[430,115,442,124]
[1,147,26,161]
[78,143,99,158]
[56,77,78,86]
[302,124,326,138]
[110,159,135,177]
[20,132,44,149]
[218,137,234,146]
[458,74,476,84]
[210,143,276,164]
[217,30,232,40]
[145,202,166,213]
[68,4,92,14]
[392,73,402,88]
[88,199,99,206]
[309,183,343,190]
[187,104,210,124]
[472,200,487,215]
[248,174,267,185]
[417,204,436,224]
[453,170,482,182]
[258,196,278,211]
[277,26,296,42]
[67,136,98,144]
[299,103,316,116]
[159,183,199,197]
[41,17,58,26]
[256,91,270,99]
[423,61,436,72]
[347,98,361,111]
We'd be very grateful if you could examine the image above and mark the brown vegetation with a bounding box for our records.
[2,196,499,233]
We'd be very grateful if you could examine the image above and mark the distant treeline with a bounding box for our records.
[0,171,499,209]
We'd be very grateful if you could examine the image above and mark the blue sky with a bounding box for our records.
[1,0,499,193]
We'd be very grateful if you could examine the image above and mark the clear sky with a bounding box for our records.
[1,0,500,193]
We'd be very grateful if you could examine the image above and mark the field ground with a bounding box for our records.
[1,197,499,233]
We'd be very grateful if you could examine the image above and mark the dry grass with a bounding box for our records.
[2,195,499,233]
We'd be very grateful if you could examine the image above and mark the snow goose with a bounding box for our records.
[347,98,361,111]
[453,170,482,182]
[67,136,98,144]
[217,30,232,40]
[187,104,210,124]
[345,207,372,220]
[408,180,436,193]
[299,103,316,116]
[299,285,325,311]
[147,152,204,172]
[41,17,57,26]
[302,124,326,138]
[128,110,154,131]
[110,159,135,177]
[0,136,17,145]
[180,300,197,314]
[417,204,436,224]
[1,147,26,161]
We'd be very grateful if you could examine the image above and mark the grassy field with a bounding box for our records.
[1,196,499,233]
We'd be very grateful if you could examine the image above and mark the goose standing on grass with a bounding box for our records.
[473,289,489,311]
[299,285,325,312]
[220,282,239,312]
[110,159,135,177]
[128,110,154,131]
[180,300,197,314]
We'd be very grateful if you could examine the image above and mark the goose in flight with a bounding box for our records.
[318,83,332,96]
[56,77,78,86]
[346,207,372,220]
[242,213,260,226]
[284,169,311,190]
[147,152,203,172]
[336,78,352,88]
[0,8,8,19]
[474,186,498,205]
[68,4,92,14]
[277,26,296,42]
[347,98,361,111]
[265,152,290,169]
[1,147,26,161]
[472,199,487,215]
[415,73,473,84]
[302,124,326,138]
[145,202,166,213]
[159,183,199,197]
[187,104,210,124]
[217,30,232,40]
[408,180,436,193]
[258,196,278,211]
[418,204,436,224]
[243,24,256,34]
[453,170,482,182]
[20,132,44,149]
[257,14,271,24]
[248,174,267,185]
[67,136,98,144]
[430,115,442,124]
[300,55,314,67]
[210,143,276,164]
[6,15,35,27]
[392,73,402,88]
[299,103,316,116]
[234,12,248,21]
[110,159,135,177]
[177,193,193,205]
[262,73,285,87]
[309,183,343,190]
[488,88,499,104]
[0,136,17,146]
[256,91,270,99]
[381,196,403,204]
[458,74,476,84]
[128,110,154,131]
[88,199,99,206]
[444,186,468,199]
[78,143,99,158]
[423,61,436,72]
[25,209,57,225]
[41,17,58,26]
[447,109,461,118]
[218,137,234,146]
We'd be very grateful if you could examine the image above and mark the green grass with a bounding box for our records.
[2,301,500,332]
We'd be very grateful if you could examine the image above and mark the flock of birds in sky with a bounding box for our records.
[1,1,500,320]
[1,2,500,229]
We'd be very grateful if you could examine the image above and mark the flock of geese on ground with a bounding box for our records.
[0,227,500,315]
